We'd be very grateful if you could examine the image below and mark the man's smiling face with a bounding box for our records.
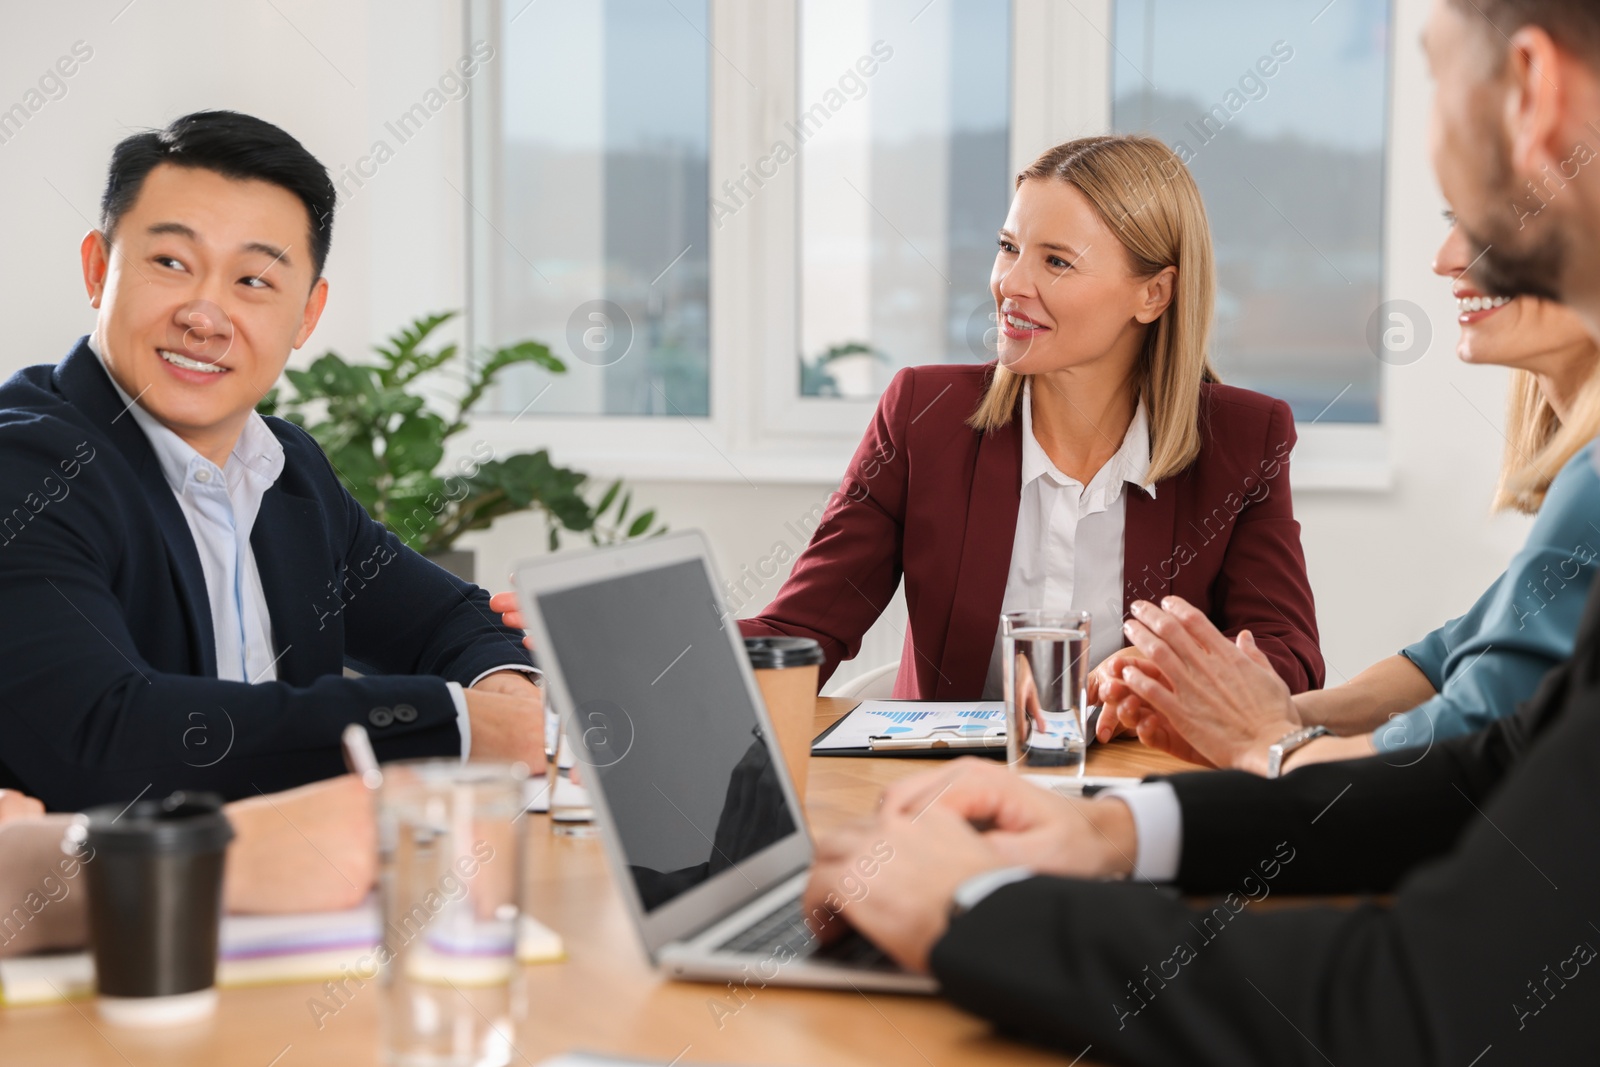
[82,163,328,461]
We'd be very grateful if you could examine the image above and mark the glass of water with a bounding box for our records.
[1002,610,1092,776]
[545,699,596,834]
[377,760,527,1067]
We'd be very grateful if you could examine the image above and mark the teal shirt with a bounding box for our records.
[1374,440,1600,752]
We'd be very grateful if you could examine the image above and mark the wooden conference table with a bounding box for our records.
[0,697,1193,1067]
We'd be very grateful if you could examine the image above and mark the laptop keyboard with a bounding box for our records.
[716,898,896,969]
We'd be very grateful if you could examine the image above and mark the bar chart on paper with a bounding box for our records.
[867,706,1004,734]
[813,700,1006,750]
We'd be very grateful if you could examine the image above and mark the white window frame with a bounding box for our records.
[462,0,1392,490]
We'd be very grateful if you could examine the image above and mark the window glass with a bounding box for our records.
[484,0,711,416]
[1112,0,1391,422]
[797,0,1011,399]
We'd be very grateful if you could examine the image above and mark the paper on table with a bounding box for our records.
[0,903,565,1006]
[813,700,1007,751]
[523,774,592,814]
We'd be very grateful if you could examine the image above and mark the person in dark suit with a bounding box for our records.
[0,111,543,812]
[805,582,1597,1063]
[799,2,1600,1061]
[738,135,1323,702]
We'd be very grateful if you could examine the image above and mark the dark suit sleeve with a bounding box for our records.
[738,368,915,687]
[299,425,534,685]
[1207,399,1323,692]
[933,667,1600,1065]
[933,878,1431,1067]
[1167,646,1561,896]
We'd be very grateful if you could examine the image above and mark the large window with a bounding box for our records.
[1111,0,1391,423]
[796,0,1010,400]
[466,0,1397,484]
[480,0,710,417]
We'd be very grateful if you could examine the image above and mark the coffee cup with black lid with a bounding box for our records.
[68,790,235,1027]
[743,636,824,802]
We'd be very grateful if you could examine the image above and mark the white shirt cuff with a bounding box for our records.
[951,865,1036,913]
[1101,781,1183,882]
[454,666,543,761]
[468,665,543,688]
[446,682,470,761]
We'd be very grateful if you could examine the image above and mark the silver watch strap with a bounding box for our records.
[1266,724,1330,778]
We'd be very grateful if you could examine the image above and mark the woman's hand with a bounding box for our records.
[488,590,534,652]
[1087,648,1165,742]
[1117,597,1301,774]
[1106,702,1217,767]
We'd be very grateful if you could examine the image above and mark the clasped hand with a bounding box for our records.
[1099,596,1301,773]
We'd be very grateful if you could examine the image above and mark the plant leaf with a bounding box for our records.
[385,412,447,477]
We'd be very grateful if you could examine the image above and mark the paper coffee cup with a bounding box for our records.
[78,791,234,1026]
[744,637,824,801]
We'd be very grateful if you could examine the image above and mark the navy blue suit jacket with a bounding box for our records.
[0,339,534,811]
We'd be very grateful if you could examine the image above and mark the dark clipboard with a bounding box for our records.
[810,706,1103,760]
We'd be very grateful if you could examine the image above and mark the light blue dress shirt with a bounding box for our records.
[89,336,529,757]
[1376,438,1600,751]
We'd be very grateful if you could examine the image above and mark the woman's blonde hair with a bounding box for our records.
[967,135,1219,483]
[1495,364,1600,513]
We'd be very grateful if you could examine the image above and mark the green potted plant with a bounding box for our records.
[259,311,663,581]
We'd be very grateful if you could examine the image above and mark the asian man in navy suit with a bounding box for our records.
[0,110,543,812]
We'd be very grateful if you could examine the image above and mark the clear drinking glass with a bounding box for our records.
[1002,610,1092,776]
[377,761,527,1067]
[545,699,595,835]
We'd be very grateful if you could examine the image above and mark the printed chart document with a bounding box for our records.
[812,700,1007,755]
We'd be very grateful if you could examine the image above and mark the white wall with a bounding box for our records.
[1,0,1530,692]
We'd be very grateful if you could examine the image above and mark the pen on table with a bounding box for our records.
[341,723,383,790]
[867,733,1008,751]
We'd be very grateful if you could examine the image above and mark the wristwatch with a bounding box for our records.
[1265,724,1330,779]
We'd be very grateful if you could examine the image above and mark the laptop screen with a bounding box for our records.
[535,558,798,914]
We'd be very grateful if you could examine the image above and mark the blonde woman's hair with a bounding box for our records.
[1495,364,1600,513]
[968,135,1220,484]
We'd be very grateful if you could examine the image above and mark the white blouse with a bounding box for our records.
[981,380,1156,699]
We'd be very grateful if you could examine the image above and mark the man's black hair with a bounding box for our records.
[99,110,336,279]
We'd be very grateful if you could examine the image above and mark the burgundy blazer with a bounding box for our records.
[740,364,1324,699]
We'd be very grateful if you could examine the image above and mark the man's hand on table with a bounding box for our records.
[465,671,544,766]
[802,758,1138,973]
[223,774,377,913]
[0,788,44,824]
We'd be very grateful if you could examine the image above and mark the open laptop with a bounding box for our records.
[512,531,937,994]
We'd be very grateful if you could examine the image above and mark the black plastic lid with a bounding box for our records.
[82,791,235,854]
[744,636,824,669]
